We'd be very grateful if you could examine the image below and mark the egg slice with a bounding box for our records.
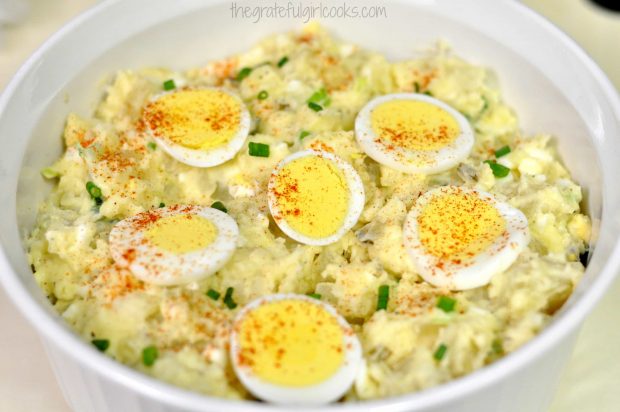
[142,88,251,167]
[230,294,362,405]
[355,93,474,174]
[109,205,238,286]
[267,150,365,246]
[403,186,529,290]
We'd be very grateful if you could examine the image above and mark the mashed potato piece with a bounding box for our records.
[28,24,590,401]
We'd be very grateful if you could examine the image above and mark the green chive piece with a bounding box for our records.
[481,96,490,113]
[206,289,221,301]
[211,201,228,213]
[436,296,457,313]
[163,79,176,91]
[299,130,311,140]
[492,339,504,355]
[414,82,421,93]
[223,287,237,309]
[484,160,511,178]
[86,181,103,205]
[307,293,322,300]
[236,67,252,81]
[147,142,157,150]
[434,343,448,361]
[494,145,511,158]
[308,89,325,102]
[377,285,389,311]
[308,88,331,107]
[86,181,102,198]
[277,56,289,68]
[158,202,165,208]
[308,102,323,112]
[92,339,109,352]
[423,90,433,96]
[248,142,270,157]
[41,167,59,179]
[142,345,159,367]
[257,90,269,100]
[579,250,589,267]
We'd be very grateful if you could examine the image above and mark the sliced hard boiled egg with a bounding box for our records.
[403,186,529,290]
[230,294,362,405]
[109,205,238,285]
[142,88,251,167]
[355,93,474,174]
[267,150,365,246]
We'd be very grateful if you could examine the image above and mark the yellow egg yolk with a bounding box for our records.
[145,214,218,254]
[370,100,460,151]
[235,299,345,387]
[272,155,350,239]
[143,89,241,150]
[417,189,506,261]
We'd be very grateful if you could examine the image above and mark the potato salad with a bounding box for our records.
[28,24,591,404]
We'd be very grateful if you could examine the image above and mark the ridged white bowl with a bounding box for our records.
[1,0,620,411]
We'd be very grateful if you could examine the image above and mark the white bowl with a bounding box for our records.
[1,0,620,411]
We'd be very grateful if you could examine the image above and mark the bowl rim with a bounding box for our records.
[1,0,620,411]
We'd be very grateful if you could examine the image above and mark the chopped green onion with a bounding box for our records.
[142,345,159,366]
[433,343,448,361]
[299,130,311,140]
[492,339,504,355]
[159,202,165,208]
[257,90,269,100]
[308,102,323,112]
[248,142,270,157]
[436,296,457,313]
[307,293,322,300]
[41,167,59,179]
[147,142,157,150]
[236,67,252,81]
[277,56,289,68]
[494,145,511,158]
[92,339,109,352]
[307,87,331,107]
[308,90,324,103]
[308,87,329,102]
[414,82,421,93]
[223,287,237,309]
[484,160,511,178]
[423,90,433,96]
[86,181,103,205]
[163,79,176,91]
[377,285,389,311]
[481,96,490,114]
[206,289,221,301]
[211,201,228,213]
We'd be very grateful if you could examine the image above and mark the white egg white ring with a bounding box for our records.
[267,150,365,246]
[403,186,530,290]
[229,293,362,405]
[145,87,251,168]
[109,205,239,286]
[355,93,474,174]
